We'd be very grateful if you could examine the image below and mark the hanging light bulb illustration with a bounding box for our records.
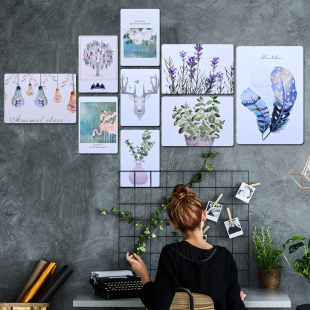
[27,83,34,96]
[12,86,25,108]
[67,74,76,113]
[53,88,62,103]
[53,75,62,103]
[35,75,48,108]
[11,75,25,108]
[67,91,76,113]
[4,87,7,100]
[35,86,48,107]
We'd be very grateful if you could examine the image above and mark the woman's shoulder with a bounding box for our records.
[213,245,234,260]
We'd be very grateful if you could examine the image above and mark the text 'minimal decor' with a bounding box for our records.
[4,73,76,124]
[79,97,118,154]
[236,46,303,144]
[79,35,118,93]
[121,9,160,66]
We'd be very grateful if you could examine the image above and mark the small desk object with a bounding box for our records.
[73,287,291,308]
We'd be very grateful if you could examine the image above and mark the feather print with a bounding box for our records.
[269,66,297,133]
[241,87,270,134]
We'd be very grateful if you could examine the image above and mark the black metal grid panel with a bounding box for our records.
[118,170,250,287]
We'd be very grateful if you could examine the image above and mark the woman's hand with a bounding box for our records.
[126,252,151,285]
[240,290,246,301]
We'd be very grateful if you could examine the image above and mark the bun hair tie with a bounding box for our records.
[173,184,189,200]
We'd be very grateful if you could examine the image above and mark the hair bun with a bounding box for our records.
[172,184,189,200]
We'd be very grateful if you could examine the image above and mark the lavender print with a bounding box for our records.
[163,44,234,95]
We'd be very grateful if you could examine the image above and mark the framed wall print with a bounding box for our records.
[4,73,76,124]
[162,96,234,147]
[236,46,303,145]
[120,69,160,126]
[162,44,234,95]
[79,35,118,93]
[79,97,118,154]
[120,130,160,187]
[120,9,160,66]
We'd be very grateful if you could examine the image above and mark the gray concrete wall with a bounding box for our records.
[0,0,309,309]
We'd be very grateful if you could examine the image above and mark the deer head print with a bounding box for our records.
[121,74,159,120]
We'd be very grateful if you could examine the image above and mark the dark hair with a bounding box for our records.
[166,184,205,232]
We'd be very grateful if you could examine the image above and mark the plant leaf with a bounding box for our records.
[283,235,306,249]
[111,207,117,213]
[289,242,305,254]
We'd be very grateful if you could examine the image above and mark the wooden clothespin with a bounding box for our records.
[203,225,210,234]
[245,182,260,188]
[226,207,232,223]
[213,193,223,207]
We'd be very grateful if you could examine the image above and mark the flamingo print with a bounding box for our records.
[92,111,117,142]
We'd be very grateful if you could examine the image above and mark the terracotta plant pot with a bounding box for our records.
[129,162,148,185]
[258,267,282,289]
[184,135,219,146]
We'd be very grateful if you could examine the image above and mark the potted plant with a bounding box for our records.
[172,96,225,146]
[124,130,155,185]
[252,225,283,289]
[282,235,310,282]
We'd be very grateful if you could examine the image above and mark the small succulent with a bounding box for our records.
[172,96,225,141]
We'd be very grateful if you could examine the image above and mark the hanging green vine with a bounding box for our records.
[97,151,218,257]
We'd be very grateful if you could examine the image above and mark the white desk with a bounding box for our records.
[73,287,291,308]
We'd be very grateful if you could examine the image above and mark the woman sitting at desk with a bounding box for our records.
[126,184,246,310]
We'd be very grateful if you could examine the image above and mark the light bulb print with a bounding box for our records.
[35,86,48,108]
[27,83,34,96]
[11,86,25,108]
[67,91,76,113]
[53,88,62,103]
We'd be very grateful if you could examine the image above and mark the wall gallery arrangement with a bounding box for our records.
[3,8,305,246]
[4,73,76,123]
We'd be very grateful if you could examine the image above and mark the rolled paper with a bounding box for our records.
[16,260,48,302]
[19,261,56,303]
[35,265,73,302]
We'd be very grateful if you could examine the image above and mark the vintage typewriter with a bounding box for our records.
[90,270,143,299]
